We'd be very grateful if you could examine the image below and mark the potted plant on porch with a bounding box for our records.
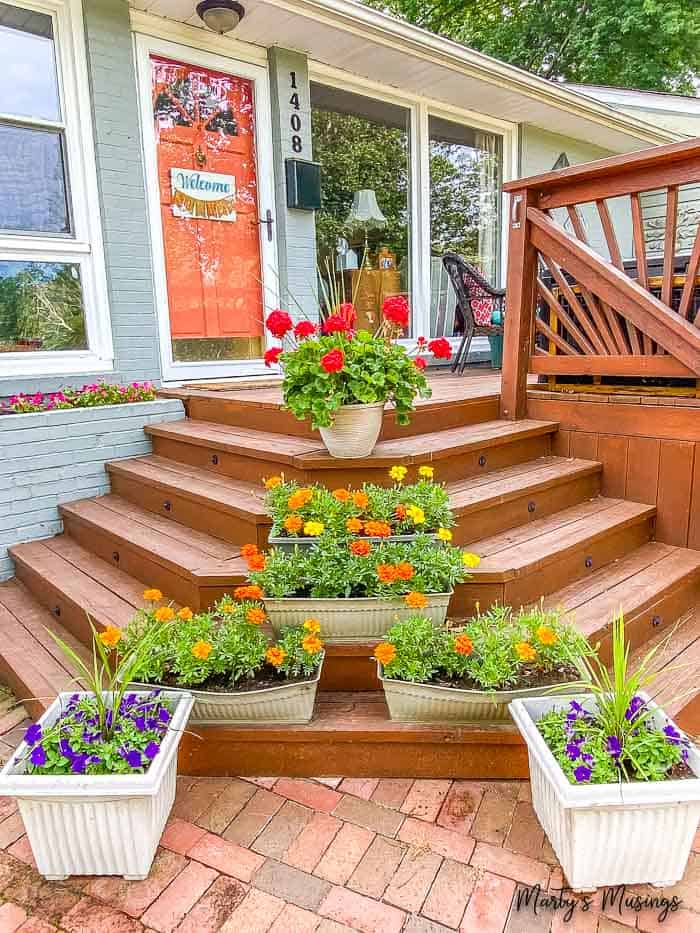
[263,300,452,458]
[121,587,325,725]
[509,614,700,891]
[0,620,194,881]
[246,535,476,642]
[374,605,590,723]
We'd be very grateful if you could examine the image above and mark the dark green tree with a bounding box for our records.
[372,0,700,93]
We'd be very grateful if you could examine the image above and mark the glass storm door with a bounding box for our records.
[149,53,273,375]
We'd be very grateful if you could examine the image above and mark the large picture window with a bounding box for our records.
[0,0,110,375]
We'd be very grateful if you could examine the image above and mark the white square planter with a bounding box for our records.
[0,691,194,881]
[510,692,700,891]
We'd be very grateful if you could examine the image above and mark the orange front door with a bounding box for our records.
[151,55,264,358]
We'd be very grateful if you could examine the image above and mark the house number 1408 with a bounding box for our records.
[289,71,303,153]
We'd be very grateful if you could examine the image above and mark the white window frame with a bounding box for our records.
[0,0,112,380]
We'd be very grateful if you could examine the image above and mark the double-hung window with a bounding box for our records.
[0,0,111,379]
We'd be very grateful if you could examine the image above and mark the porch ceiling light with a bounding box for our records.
[196,0,245,33]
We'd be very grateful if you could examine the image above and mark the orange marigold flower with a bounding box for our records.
[143,588,163,602]
[454,634,474,656]
[264,475,283,489]
[352,491,369,509]
[246,607,267,625]
[350,539,372,556]
[266,646,286,667]
[287,488,313,510]
[234,584,264,601]
[515,641,537,662]
[177,607,194,621]
[374,642,397,666]
[302,634,323,654]
[240,543,259,560]
[395,504,407,520]
[332,488,351,502]
[98,625,122,649]
[247,553,267,572]
[191,640,213,660]
[283,513,303,533]
[346,517,364,534]
[303,618,321,633]
[536,625,558,646]
[377,563,399,583]
[364,520,392,538]
[396,562,414,581]
[154,606,175,623]
[405,591,427,609]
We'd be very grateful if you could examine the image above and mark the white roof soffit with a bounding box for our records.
[130,0,680,150]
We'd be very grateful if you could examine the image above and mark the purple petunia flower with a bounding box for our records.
[144,741,160,761]
[88,755,102,766]
[30,745,47,767]
[133,714,147,732]
[24,724,42,746]
[158,707,171,725]
[566,743,581,760]
[625,695,645,722]
[126,750,143,769]
[58,739,74,759]
[606,736,622,759]
[582,752,593,764]
[70,754,89,774]
[573,765,592,783]
[663,724,682,746]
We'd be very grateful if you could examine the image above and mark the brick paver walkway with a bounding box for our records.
[0,775,698,932]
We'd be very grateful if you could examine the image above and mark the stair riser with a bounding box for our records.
[185,395,501,439]
[108,470,270,550]
[151,433,553,488]
[452,472,601,544]
[0,655,47,721]
[177,727,528,779]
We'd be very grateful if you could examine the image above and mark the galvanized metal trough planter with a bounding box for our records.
[378,666,582,724]
[264,594,451,643]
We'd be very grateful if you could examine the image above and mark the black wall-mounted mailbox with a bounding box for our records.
[285,158,322,211]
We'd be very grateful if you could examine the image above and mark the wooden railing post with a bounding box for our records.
[500,188,538,420]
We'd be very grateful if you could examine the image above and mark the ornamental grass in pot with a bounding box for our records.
[121,586,325,725]
[244,534,477,643]
[0,620,194,881]
[263,466,454,548]
[509,614,700,891]
[374,605,590,724]
[262,299,453,458]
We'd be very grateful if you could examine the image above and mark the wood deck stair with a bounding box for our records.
[2,378,699,777]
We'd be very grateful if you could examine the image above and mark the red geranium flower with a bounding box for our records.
[265,309,293,338]
[320,348,345,373]
[264,346,283,367]
[338,302,357,327]
[416,336,428,347]
[428,337,452,360]
[414,356,427,370]
[382,295,409,329]
[294,320,316,340]
[322,314,350,334]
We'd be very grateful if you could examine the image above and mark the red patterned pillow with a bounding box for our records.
[470,297,494,326]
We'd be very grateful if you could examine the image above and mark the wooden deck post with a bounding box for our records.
[500,188,538,420]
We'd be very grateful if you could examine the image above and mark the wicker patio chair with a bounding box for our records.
[442,252,505,374]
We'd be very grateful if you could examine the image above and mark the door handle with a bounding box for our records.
[258,210,274,242]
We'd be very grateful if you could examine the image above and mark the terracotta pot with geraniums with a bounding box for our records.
[121,584,325,725]
[262,299,453,458]
[242,534,477,643]
[509,614,700,891]
[374,605,590,725]
[263,465,454,550]
[0,620,194,881]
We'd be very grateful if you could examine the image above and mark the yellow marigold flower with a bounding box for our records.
[418,465,434,479]
[302,634,323,655]
[462,552,481,569]
[191,640,213,660]
[303,520,324,537]
[177,607,193,621]
[266,646,286,667]
[389,465,408,483]
[154,606,175,623]
[264,475,283,489]
[98,625,122,649]
[437,527,453,542]
[374,642,397,666]
[536,625,558,646]
[246,607,267,625]
[404,591,427,609]
[406,505,425,524]
[143,588,162,602]
[515,641,537,662]
[219,600,235,614]
[303,618,321,634]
